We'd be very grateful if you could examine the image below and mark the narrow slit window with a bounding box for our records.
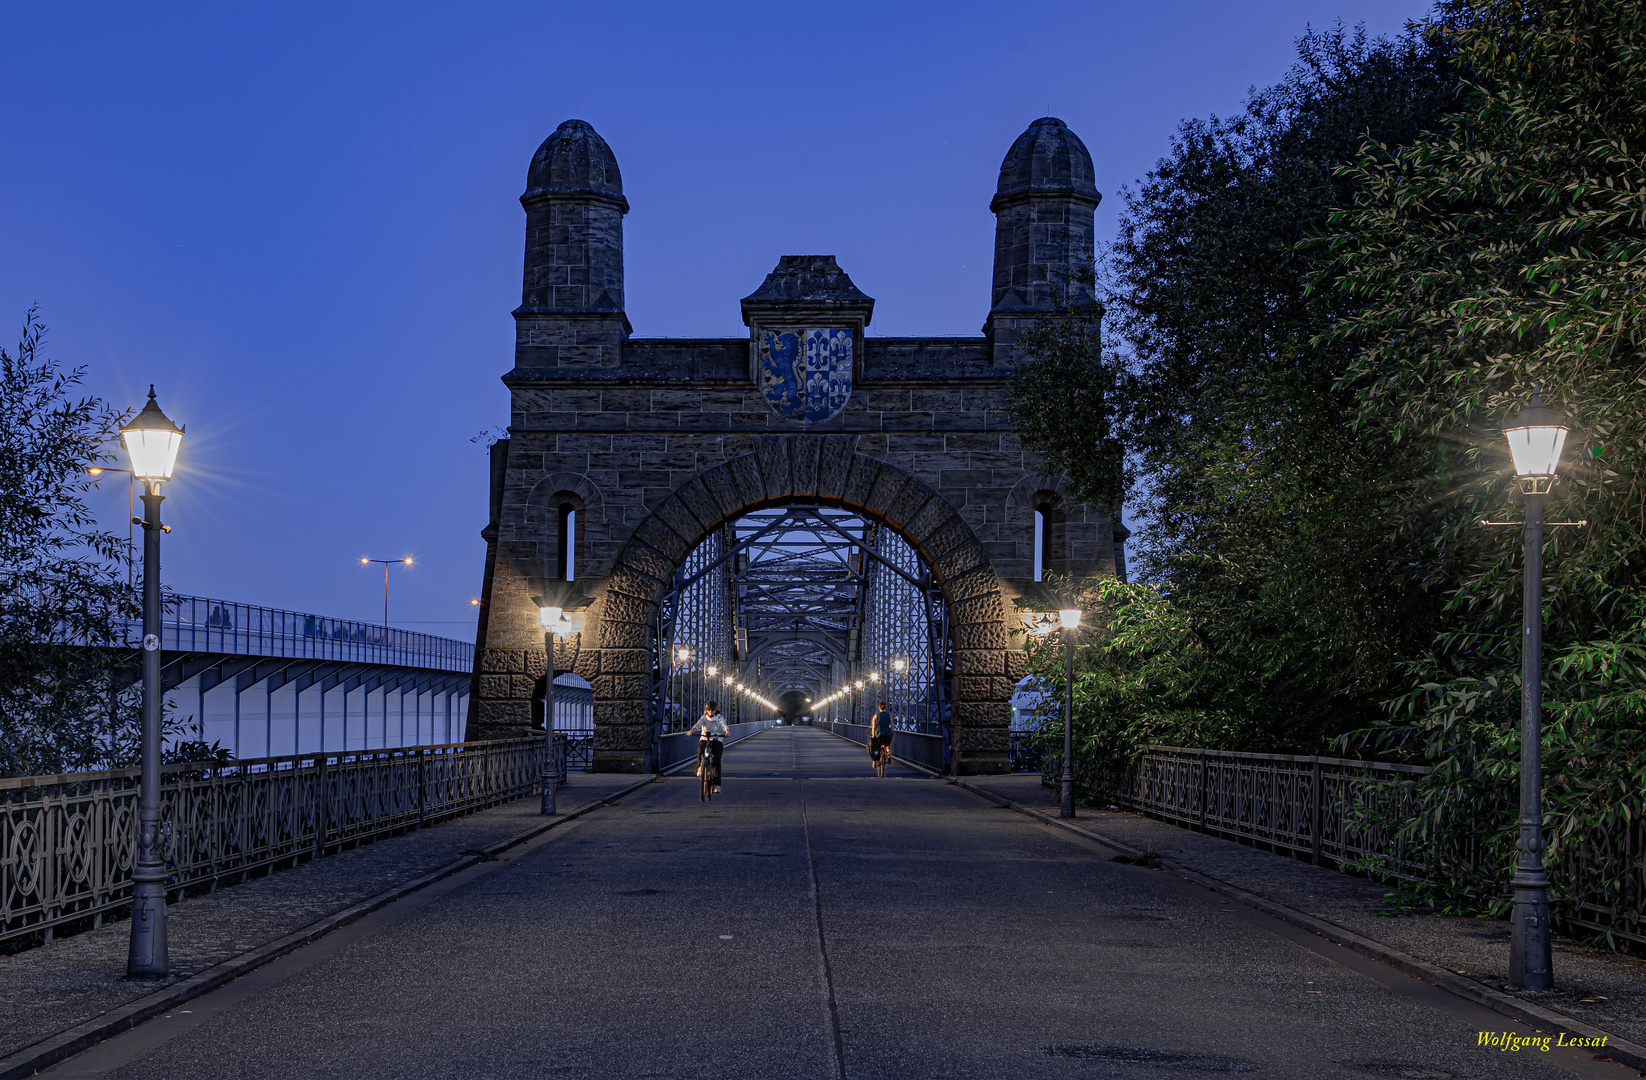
[1033,506,1047,581]
[558,503,577,581]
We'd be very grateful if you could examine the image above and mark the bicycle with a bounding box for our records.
[870,738,891,778]
[698,737,722,801]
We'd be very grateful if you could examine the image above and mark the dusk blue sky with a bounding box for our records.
[2,0,1432,635]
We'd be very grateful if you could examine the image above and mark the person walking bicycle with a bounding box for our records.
[688,702,729,799]
[868,701,894,778]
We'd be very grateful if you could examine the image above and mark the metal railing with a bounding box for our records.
[2,738,540,944]
[821,722,947,774]
[1096,745,1644,952]
[119,593,474,672]
[656,721,777,773]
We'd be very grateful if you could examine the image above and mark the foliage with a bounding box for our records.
[1319,0,1646,921]
[0,309,138,776]
[1015,22,1462,750]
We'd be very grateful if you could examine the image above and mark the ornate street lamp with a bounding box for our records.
[538,602,582,815]
[1025,603,1083,819]
[120,386,184,979]
[1503,393,1569,992]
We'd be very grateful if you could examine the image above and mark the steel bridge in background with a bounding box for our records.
[125,594,473,760]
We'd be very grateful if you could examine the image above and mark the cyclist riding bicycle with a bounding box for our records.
[688,702,729,794]
[869,701,894,777]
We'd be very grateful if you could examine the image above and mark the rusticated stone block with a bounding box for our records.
[573,651,600,680]
[509,675,539,699]
[604,566,663,606]
[841,455,878,508]
[934,540,985,581]
[675,477,723,532]
[920,517,973,563]
[956,675,994,701]
[653,496,705,548]
[594,699,648,725]
[755,436,791,496]
[631,515,689,563]
[953,648,1005,675]
[817,435,856,496]
[592,722,646,749]
[863,467,904,521]
[952,592,1006,627]
[482,699,533,726]
[907,496,957,544]
[601,648,649,674]
[956,723,1010,751]
[610,673,648,698]
[600,590,653,625]
[481,649,525,674]
[954,622,1008,651]
[524,649,547,678]
[990,676,1018,701]
[729,453,766,506]
[791,436,822,493]
[590,675,616,699]
[944,565,999,603]
[599,621,648,649]
[1005,650,1027,680]
[477,674,512,699]
[701,463,744,519]
[618,541,674,586]
[952,700,1011,728]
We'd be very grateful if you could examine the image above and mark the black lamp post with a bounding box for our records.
[1503,393,1570,992]
[1025,603,1083,818]
[537,601,583,815]
[120,386,184,979]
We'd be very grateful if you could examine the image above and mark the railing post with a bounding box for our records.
[1197,751,1209,832]
[1310,757,1323,865]
[313,754,329,861]
[416,749,427,828]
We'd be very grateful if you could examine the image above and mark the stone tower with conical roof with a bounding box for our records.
[984,117,1101,366]
[470,117,1126,775]
[516,119,631,368]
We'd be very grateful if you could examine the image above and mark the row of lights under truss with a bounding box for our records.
[807,669,885,709]
[674,646,778,711]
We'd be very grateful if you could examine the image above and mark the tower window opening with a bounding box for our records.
[1033,504,1051,582]
[558,503,577,581]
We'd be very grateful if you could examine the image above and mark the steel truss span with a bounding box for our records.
[653,505,950,755]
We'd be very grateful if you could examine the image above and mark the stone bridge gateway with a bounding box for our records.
[468,117,1126,773]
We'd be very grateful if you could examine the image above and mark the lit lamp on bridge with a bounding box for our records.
[120,386,184,979]
[1023,601,1082,819]
[1502,393,1570,992]
[538,603,583,816]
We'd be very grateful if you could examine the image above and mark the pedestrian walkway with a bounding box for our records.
[963,772,1646,1051]
[0,771,640,1068]
[15,726,1636,1080]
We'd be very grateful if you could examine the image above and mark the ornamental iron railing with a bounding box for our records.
[1,737,547,944]
[1074,744,1644,952]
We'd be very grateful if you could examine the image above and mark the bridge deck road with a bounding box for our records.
[47,726,1627,1080]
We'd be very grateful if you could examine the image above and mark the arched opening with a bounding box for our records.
[654,503,951,765]
[1032,493,1062,581]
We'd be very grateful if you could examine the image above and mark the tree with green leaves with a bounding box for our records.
[1009,20,1464,756]
[0,310,139,776]
[1316,0,1645,922]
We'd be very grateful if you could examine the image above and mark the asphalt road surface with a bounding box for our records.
[44,727,1633,1080]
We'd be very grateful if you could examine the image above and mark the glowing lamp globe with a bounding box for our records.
[1059,608,1082,630]
[1504,395,1569,481]
[120,387,184,482]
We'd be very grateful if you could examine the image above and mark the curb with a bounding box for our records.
[949,776,1646,1075]
[0,772,662,1080]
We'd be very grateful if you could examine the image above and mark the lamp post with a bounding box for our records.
[361,556,412,627]
[1025,606,1082,818]
[538,605,580,815]
[120,386,184,979]
[1503,394,1569,992]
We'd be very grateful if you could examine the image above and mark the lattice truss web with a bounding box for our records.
[657,506,948,732]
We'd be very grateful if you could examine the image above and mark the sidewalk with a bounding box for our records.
[968,772,1646,1053]
[0,772,642,1065]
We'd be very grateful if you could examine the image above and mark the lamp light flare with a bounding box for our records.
[403,557,413,565]
[1503,395,1570,479]
[1060,608,1082,630]
[119,387,184,482]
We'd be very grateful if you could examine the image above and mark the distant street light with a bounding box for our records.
[361,555,413,627]
[1503,393,1570,992]
[120,386,184,979]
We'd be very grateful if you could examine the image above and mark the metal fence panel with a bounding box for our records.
[2,738,540,943]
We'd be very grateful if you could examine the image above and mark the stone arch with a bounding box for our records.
[585,433,1014,773]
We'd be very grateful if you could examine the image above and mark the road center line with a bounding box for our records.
[799,775,849,1080]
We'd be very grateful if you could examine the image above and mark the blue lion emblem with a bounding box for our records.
[760,328,852,424]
